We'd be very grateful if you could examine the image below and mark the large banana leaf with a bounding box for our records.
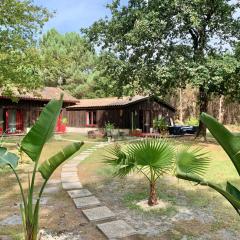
[0,147,19,169]
[200,112,240,175]
[176,171,240,215]
[176,147,240,215]
[38,142,83,180]
[20,95,63,162]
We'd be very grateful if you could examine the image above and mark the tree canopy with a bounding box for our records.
[0,0,52,92]
[84,0,240,137]
[39,29,112,98]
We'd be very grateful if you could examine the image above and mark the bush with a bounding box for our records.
[153,117,168,132]
[184,117,199,126]
[104,122,115,137]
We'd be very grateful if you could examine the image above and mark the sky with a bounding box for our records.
[34,0,128,34]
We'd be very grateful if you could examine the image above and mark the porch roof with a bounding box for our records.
[0,87,78,103]
[67,95,175,111]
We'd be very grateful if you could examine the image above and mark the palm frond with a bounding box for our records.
[104,144,136,177]
[127,139,175,172]
[176,147,210,178]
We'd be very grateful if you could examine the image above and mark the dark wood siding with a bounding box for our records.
[65,98,175,131]
[0,99,74,133]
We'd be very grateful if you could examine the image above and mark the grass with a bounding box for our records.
[1,132,240,239]
[79,137,240,238]
[58,132,107,142]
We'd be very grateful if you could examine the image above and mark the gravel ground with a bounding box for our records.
[40,230,83,240]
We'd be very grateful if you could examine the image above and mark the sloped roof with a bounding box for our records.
[67,95,175,110]
[0,87,78,103]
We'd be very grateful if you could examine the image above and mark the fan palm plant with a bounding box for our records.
[106,140,175,205]
[176,112,240,215]
[0,95,83,240]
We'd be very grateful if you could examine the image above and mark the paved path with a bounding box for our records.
[60,142,136,239]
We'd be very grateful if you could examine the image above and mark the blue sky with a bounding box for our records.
[34,0,128,34]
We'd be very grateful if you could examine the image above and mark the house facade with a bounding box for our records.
[0,87,78,135]
[64,96,175,133]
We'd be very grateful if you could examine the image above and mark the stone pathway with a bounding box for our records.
[60,142,137,239]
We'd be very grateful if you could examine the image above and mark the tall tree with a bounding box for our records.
[0,0,52,92]
[84,0,240,139]
[40,29,110,98]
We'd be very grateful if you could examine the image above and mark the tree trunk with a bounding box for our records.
[218,95,224,123]
[148,182,158,206]
[196,86,208,140]
[179,88,183,123]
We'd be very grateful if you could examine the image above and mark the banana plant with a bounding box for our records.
[0,95,83,240]
[176,112,240,215]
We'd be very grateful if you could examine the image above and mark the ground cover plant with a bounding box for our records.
[0,96,83,240]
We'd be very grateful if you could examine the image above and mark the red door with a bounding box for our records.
[6,109,24,134]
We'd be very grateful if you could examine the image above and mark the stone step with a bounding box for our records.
[0,215,22,226]
[97,220,136,239]
[73,196,101,208]
[61,172,79,178]
[61,177,80,183]
[71,155,87,161]
[61,166,78,172]
[63,163,79,168]
[43,186,60,194]
[62,181,82,190]
[67,189,92,198]
[47,179,61,185]
[82,206,115,222]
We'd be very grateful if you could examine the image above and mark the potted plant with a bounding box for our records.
[104,122,114,142]
[153,117,168,134]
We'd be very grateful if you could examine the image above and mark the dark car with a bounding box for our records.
[168,125,199,136]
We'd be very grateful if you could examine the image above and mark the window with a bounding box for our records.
[86,111,97,126]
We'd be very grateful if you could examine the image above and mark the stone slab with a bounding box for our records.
[82,206,115,222]
[67,189,92,198]
[61,177,80,183]
[64,163,79,168]
[73,196,101,208]
[61,172,79,177]
[47,179,61,185]
[97,220,136,239]
[34,197,48,205]
[43,186,59,194]
[72,155,87,163]
[62,181,82,190]
[61,166,78,172]
[71,155,87,161]
[0,236,12,240]
[0,215,22,226]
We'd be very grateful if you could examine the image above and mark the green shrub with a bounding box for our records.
[153,117,168,132]
[184,117,199,126]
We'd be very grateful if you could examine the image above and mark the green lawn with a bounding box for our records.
[1,134,240,239]
[79,138,240,239]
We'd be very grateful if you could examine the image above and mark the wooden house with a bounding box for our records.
[0,87,78,135]
[65,96,175,133]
